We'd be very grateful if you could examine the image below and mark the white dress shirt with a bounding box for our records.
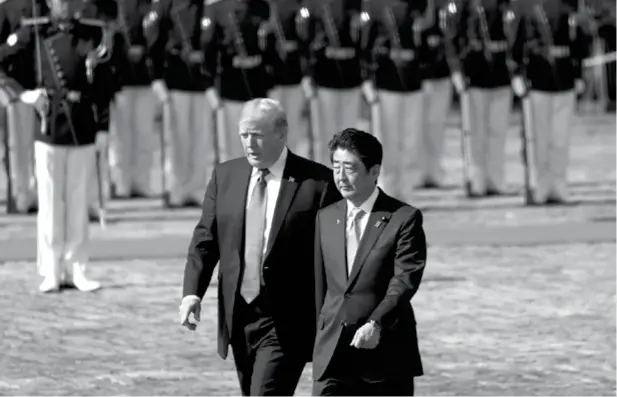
[346,186,379,271]
[246,146,288,256]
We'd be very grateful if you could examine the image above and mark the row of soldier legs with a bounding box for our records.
[0,80,579,223]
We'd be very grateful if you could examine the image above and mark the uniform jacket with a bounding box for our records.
[512,0,591,92]
[301,0,363,89]
[266,0,306,86]
[0,17,120,145]
[361,0,428,92]
[313,189,426,382]
[183,151,341,362]
[420,0,453,80]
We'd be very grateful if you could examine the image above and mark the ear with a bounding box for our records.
[369,163,381,181]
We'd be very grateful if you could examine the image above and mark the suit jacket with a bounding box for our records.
[183,150,341,361]
[313,189,426,381]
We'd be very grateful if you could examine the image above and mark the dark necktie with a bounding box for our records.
[241,168,270,303]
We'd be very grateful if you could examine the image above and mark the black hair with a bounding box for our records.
[328,128,383,171]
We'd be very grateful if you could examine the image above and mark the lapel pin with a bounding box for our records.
[289,176,295,183]
[337,219,341,225]
[375,216,388,228]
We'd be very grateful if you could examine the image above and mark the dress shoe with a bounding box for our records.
[39,278,61,293]
[69,276,101,292]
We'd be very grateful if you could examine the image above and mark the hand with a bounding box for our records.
[361,80,378,104]
[350,322,381,349]
[511,75,528,97]
[20,89,48,116]
[205,87,221,109]
[451,71,466,94]
[575,79,585,95]
[151,79,169,103]
[95,132,108,151]
[179,296,201,331]
[301,76,315,99]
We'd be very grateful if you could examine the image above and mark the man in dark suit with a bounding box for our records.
[313,128,427,396]
[179,97,340,396]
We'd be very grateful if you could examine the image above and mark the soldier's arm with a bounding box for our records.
[570,17,593,81]
[201,1,220,107]
[359,11,377,85]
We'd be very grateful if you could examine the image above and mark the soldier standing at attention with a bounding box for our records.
[144,0,218,207]
[360,0,430,200]
[299,0,363,166]
[200,0,279,162]
[511,0,591,204]
[0,0,119,292]
[0,0,41,214]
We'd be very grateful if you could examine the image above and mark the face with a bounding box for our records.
[239,114,285,169]
[46,0,75,19]
[332,148,380,203]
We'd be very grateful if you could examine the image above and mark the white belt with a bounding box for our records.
[325,46,355,60]
[232,54,262,69]
[549,46,570,58]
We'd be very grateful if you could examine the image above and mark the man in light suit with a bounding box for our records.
[313,128,427,396]
[179,98,340,396]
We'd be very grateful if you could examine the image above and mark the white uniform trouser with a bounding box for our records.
[377,89,424,200]
[109,87,158,196]
[422,77,453,185]
[218,99,245,163]
[163,90,216,205]
[528,90,576,202]
[35,141,94,282]
[270,84,312,159]
[468,87,512,194]
[313,87,362,166]
[5,101,37,211]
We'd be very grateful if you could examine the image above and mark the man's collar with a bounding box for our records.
[347,186,379,216]
[251,146,288,179]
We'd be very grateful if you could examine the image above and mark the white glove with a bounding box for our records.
[95,132,108,151]
[361,80,378,104]
[20,88,49,116]
[451,71,466,94]
[511,75,528,97]
[205,87,221,109]
[151,79,169,103]
[301,76,316,99]
[575,79,585,95]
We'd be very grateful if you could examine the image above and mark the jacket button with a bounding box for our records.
[344,293,350,298]
[263,266,269,271]
[341,321,347,327]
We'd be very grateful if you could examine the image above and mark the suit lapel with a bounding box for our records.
[263,152,300,260]
[232,160,253,262]
[332,201,349,286]
[346,192,392,290]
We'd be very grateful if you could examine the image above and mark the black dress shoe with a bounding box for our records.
[130,191,148,199]
[89,211,100,223]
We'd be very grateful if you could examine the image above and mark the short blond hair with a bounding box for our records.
[239,98,288,133]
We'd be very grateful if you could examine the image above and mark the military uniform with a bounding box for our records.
[265,0,312,159]
[459,0,515,196]
[361,0,428,199]
[201,0,278,162]
[0,0,39,213]
[300,0,363,165]
[0,14,120,292]
[512,0,591,203]
[144,0,217,206]
[108,0,159,198]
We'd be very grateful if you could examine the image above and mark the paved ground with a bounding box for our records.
[0,243,614,395]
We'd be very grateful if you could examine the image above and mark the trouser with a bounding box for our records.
[421,77,453,186]
[526,90,576,203]
[231,295,306,396]
[467,87,512,195]
[376,89,424,200]
[313,87,362,166]
[217,99,247,163]
[269,84,312,159]
[161,90,217,205]
[35,141,94,282]
[4,101,37,212]
[108,86,158,197]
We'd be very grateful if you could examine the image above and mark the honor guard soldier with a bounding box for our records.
[144,0,218,207]
[457,0,516,196]
[200,0,279,162]
[299,0,364,165]
[511,0,591,204]
[264,0,313,159]
[107,0,159,199]
[360,0,430,199]
[420,0,458,188]
[0,0,120,292]
[0,0,41,214]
